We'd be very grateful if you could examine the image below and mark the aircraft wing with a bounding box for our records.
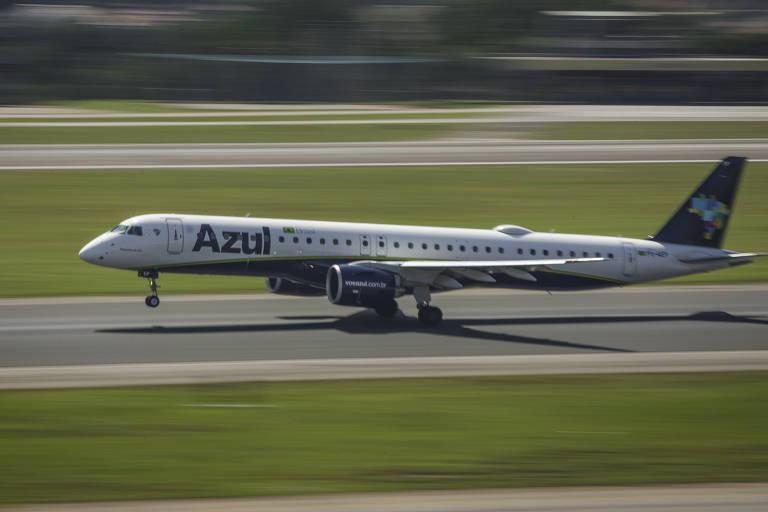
[355,257,605,288]
[397,257,604,269]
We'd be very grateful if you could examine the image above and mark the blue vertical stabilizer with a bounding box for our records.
[653,156,746,248]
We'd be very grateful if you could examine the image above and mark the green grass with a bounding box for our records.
[0,163,766,297]
[532,122,768,140]
[2,372,768,504]
[0,123,458,144]
[1,113,485,124]
[43,100,207,114]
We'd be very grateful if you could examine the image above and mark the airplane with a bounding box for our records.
[79,156,765,326]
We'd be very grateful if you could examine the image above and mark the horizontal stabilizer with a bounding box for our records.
[679,252,768,264]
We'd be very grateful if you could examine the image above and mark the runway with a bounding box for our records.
[2,286,766,370]
[7,484,768,512]
[2,139,768,169]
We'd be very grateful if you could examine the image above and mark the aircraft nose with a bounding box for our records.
[78,240,103,264]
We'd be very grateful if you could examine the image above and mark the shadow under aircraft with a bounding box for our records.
[98,310,768,354]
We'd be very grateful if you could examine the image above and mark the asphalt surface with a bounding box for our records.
[2,140,768,169]
[2,286,766,368]
[6,485,768,512]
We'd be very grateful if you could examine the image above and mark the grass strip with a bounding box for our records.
[0,113,485,124]
[2,372,767,504]
[42,100,209,114]
[0,124,458,145]
[531,121,768,140]
[0,163,766,297]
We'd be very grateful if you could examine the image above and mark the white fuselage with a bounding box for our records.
[79,213,734,291]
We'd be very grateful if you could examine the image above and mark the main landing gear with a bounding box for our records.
[414,286,442,327]
[139,270,160,308]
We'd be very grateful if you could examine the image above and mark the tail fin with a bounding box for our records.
[652,156,746,248]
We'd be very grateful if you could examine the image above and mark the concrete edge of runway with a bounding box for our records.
[5,484,768,512]
[3,351,768,390]
[2,284,767,307]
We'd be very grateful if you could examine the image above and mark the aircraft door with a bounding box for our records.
[376,235,387,257]
[166,218,184,254]
[622,242,637,277]
[360,234,371,256]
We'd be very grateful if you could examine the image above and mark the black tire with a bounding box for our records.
[418,306,443,326]
[374,299,399,318]
[145,295,160,308]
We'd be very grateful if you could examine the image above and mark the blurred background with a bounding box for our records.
[2,0,768,105]
[2,2,768,509]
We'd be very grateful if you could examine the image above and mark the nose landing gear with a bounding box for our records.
[139,270,160,308]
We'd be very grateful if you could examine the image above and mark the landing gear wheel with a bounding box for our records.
[374,299,399,319]
[418,306,443,326]
[139,270,160,308]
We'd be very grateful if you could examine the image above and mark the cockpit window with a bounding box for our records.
[110,224,128,234]
[127,225,143,236]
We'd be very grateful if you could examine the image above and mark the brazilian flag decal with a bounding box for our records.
[282,227,296,234]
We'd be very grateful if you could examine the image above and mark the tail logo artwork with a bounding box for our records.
[688,194,730,240]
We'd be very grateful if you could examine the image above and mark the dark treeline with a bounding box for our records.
[1,0,767,103]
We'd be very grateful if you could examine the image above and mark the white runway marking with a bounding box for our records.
[3,159,768,171]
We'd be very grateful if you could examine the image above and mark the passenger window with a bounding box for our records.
[434,243,440,250]
[596,252,601,257]
[422,243,428,250]
[460,245,466,252]
[408,242,414,249]
[530,249,536,255]
[320,238,325,245]
[472,246,478,253]
[570,251,576,257]
[394,242,400,249]
[333,238,339,245]
[448,244,453,251]
[557,250,563,257]
[608,253,614,259]
[293,236,299,244]
[379,241,385,248]
[362,240,369,247]
[306,238,312,244]
[543,249,549,256]
[279,236,285,243]
[583,251,589,257]
[346,239,352,246]
[498,247,504,254]
[485,246,491,253]
[517,248,523,255]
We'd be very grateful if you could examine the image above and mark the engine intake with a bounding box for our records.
[265,277,325,296]
[326,264,398,307]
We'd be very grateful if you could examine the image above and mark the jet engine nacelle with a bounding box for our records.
[264,277,325,296]
[326,264,399,307]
